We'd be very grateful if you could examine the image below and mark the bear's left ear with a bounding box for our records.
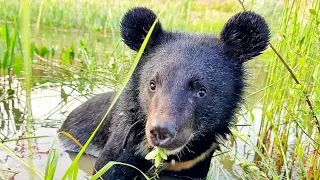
[220,11,270,63]
[120,7,165,52]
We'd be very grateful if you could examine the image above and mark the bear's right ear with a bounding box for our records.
[120,7,165,52]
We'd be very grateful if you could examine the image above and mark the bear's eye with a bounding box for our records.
[149,80,156,92]
[196,88,207,98]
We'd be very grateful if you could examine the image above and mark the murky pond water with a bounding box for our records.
[0,78,104,179]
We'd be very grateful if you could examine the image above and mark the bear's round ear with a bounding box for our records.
[120,7,164,52]
[220,11,270,63]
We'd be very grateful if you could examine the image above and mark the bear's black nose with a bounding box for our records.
[150,121,176,146]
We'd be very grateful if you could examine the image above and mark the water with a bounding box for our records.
[0,77,104,179]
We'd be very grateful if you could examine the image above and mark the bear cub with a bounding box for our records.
[59,7,270,180]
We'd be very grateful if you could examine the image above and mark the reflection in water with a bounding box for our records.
[0,78,107,179]
[0,128,93,180]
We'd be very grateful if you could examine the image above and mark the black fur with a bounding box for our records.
[220,11,270,63]
[121,7,164,51]
[59,7,270,180]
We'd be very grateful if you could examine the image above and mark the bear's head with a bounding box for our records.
[121,7,270,154]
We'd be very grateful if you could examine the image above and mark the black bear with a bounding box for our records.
[59,7,270,180]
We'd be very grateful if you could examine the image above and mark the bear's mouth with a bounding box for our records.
[145,128,194,155]
[160,134,194,155]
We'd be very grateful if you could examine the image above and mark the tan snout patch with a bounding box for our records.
[145,107,153,146]
[145,98,172,147]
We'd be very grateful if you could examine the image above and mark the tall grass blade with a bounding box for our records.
[45,149,59,180]
[45,134,60,180]
[21,0,35,179]
[36,0,46,35]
